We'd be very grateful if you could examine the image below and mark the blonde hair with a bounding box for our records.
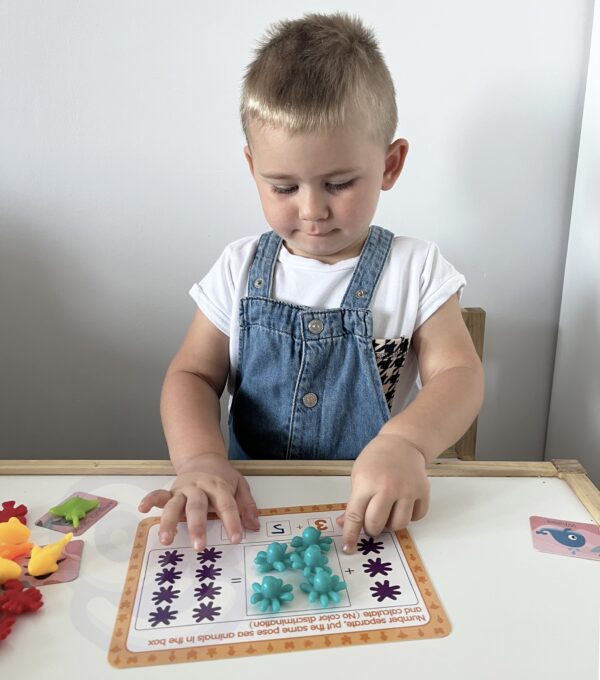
[241,13,397,148]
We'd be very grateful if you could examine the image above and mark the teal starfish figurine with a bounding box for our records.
[50,496,99,528]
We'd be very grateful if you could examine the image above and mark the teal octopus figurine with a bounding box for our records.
[254,542,291,573]
[300,567,346,608]
[250,575,294,613]
[290,526,332,557]
[289,544,331,576]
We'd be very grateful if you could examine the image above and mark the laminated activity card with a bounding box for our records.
[109,504,450,668]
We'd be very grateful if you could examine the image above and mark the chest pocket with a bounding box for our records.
[373,337,410,410]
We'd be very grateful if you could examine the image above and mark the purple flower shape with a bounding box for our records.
[193,602,222,622]
[362,557,393,577]
[195,564,222,581]
[357,536,384,555]
[158,550,184,567]
[197,547,223,563]
[152,585,181,605]
[155,567,183,585]
[369,580,402,602]
[194,582,222,601]
[148,605,178,626]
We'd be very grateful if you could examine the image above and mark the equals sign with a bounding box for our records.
[231,578,242,584]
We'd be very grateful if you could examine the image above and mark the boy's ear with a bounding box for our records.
[243,145,255,176]
[382,138,409,190]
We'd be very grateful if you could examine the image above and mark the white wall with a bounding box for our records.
[546,4,599,486]
[0,1,594,460]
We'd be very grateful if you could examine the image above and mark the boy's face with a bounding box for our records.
[244,118,408,264]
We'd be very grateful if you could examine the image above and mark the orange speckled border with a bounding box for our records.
[108,504,450,668]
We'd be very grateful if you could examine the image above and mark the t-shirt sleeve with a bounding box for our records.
[189,245,235,336]
[413,242,466,330]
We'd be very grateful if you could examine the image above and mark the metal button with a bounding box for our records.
[253,278,264,289]
[307,319,324,334]
[302,392,318,408]
[355,289,366,298]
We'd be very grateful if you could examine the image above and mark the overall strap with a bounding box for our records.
[340,225,394,309]
[246,231,283,298]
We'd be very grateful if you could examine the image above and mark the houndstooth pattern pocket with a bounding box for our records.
[373,337,409,410]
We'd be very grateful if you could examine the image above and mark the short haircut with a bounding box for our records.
[241,12,397,148]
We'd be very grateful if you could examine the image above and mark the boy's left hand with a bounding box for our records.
[336,433,430,553]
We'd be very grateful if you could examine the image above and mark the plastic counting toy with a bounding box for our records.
[0,557,22,585]
[250,575,294,613]
[27,533,73,577]
[0,517,30,545]
[0,501,28,525]
[0,517,33,561]
[0,579,43,642]
[290,526,333,556]
[289,544,332,576]
[0,580,43,615]
[254,542,292,573]
[0,613,16,641]
[49,496,99,528]
[300,567,347,608]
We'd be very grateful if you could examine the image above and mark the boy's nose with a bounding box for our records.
[298,188,329,222]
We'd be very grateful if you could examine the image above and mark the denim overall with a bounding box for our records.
[228,225,393,461]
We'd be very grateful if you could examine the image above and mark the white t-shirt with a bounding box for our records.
[190,233,465,415]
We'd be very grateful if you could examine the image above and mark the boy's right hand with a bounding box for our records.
[138,453,260,551]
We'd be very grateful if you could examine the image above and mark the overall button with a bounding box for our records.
[302,392,318,408]
[307,319,324,334]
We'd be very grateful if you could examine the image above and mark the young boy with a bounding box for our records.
[139,13,484,555]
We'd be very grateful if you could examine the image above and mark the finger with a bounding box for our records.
[138,489,172,513]
[159,493,187,545]
[387,498,415,532]
[184,489,209,551]
[209,483,244,544]
[363,495,395,537]
[335,513,345,528]
[411,493,430,522]
[235,477,260,531]
[341,492,371,554]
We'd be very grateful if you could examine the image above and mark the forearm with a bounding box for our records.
[379,363,484,464]
[160,369,228,473]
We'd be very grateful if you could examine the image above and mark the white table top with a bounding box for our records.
[1,472,598,679]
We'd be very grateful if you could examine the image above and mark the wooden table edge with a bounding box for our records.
[1,458,599,524]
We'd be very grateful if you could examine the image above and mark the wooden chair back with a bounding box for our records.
[439,307,486,461]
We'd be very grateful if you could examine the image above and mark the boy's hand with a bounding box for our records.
[337,434,430,553]
[138,453,260,551]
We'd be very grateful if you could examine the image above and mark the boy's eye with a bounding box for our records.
[327,179,354,192]
[270,179,355,195]
[272,185,297,195]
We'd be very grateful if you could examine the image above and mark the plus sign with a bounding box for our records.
[296,524,303,530]
[345,568,355,575]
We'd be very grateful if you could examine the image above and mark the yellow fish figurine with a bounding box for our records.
[0,516,30,545]
[0,556,23,584]
[0,516,32,560]
[27,533,73,577]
